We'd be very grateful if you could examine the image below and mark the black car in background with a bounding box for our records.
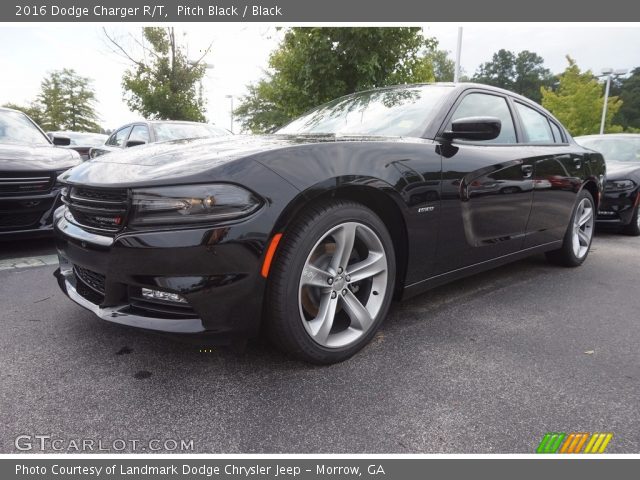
[0,107,81,239]
[575,134,640,236]
[90,121,230,158]
[54,83,605,363]
[48,131,108,160]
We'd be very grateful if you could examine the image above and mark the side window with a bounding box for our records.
[450,93,517,144]
[129,125,150,143]
[549,121,564,144]
[515,103,554,144]
[107,126,131,147]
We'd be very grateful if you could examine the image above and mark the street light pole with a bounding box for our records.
[599,74,612,135]
[225,95,234,134]
[454,27,463,83]
[599,68,628,135]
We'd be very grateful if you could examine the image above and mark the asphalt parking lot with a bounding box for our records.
[1,231,638,453]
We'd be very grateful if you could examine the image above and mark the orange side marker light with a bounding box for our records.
[261,233,283,278]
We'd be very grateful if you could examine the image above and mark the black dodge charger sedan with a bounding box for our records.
[575,134,640,236]
[89,120,230,159]
[54,83,605,363]
[0,107,82,239]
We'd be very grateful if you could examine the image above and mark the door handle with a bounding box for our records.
[574,158,582,169]
[521,164,533,178]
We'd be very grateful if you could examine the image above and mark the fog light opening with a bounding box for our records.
[141,288,187,304]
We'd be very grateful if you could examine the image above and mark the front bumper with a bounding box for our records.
[55,264,205,334]
[54,207,270,341]
[596,189,640,226]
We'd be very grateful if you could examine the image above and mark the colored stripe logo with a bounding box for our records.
[537,433,613,453]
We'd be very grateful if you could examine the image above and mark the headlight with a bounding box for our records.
[129,184,262,226]
[605,179,636,191]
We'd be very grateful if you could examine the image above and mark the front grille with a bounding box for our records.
[74,265,106,295]
[63,186,129,234]
[0,171,54,196]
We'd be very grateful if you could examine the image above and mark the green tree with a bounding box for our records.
[37,69,100,132]
[2,102,46,126]
[105,27,209,121]
[38,71,65,129]
[612,67,640,130]
[427,49,456,82]
[474,49,516,89]
[473,49,553,103]
[235,27,438,133]
[541,57,623,136]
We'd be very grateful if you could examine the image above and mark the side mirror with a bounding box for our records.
[52,135,71,146]
[125,139,146,148]
[441,117,501,142]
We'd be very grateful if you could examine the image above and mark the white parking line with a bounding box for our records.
[0,254,59,271]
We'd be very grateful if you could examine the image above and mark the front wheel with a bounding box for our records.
[265,200,396,364]
[545,189,595,267]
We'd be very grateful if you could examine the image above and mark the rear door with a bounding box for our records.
[435,90,535,274]
[511,101,586,247]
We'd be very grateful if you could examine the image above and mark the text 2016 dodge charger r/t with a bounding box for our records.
[1,107,81,239]
[54,83,605,363]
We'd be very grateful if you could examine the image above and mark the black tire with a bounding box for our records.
[265,200,396,364]
[620,205,640,236]
[545,189,595,267]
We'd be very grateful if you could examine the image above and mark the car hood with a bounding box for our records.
[605,161,640,180]
[0,143,80,171]
[59,134,412,187]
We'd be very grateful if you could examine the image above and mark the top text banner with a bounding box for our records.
[4,0,640,22]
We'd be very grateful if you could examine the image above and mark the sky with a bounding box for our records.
[0,24,639,132]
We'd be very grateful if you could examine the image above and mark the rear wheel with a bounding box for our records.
[545,189,595,267]
[621,205,640,236]
[265,200,396,364]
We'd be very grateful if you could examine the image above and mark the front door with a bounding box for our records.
[435,91,534,274]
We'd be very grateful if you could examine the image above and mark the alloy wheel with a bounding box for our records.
[298,222,388,348]
[572,198,594,259]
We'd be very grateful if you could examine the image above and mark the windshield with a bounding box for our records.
[277,85,452,137]
[153,123,229,142]
[578,137,640,163]
[0,110,50,146]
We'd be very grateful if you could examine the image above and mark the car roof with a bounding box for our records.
[146,120,209,125]
[117,120,211,126]
[49,130,107,135]
[575,133,640,140]
[110,120,217,131]
[327,82,559,118]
